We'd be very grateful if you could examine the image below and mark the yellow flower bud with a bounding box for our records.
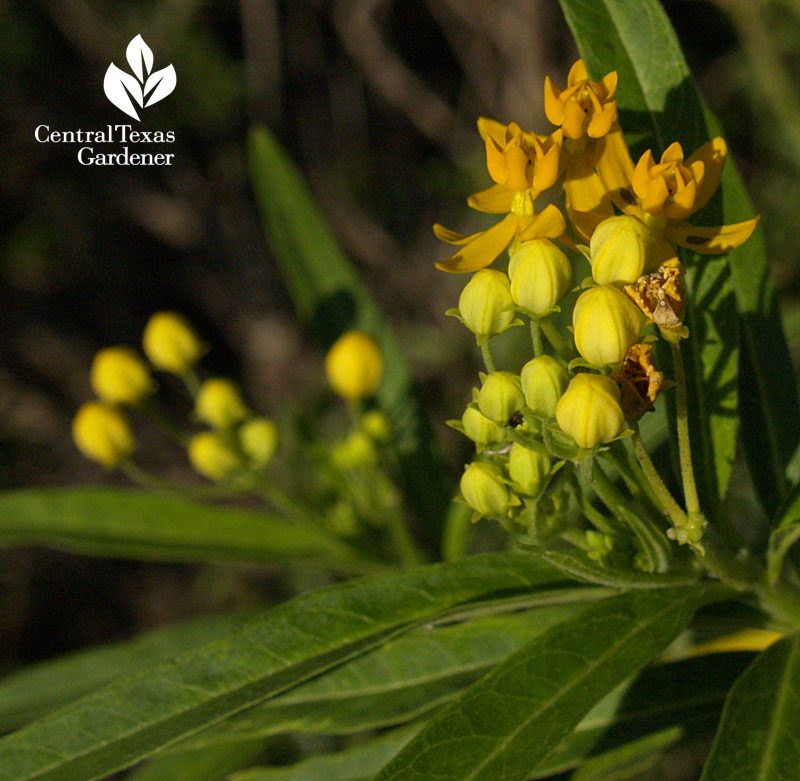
[331,431,377,469]
[462,404,506,446]
[590,215,654,286]
[555,373,625,449]
[573,285,641,366]
[239,417,278,467]
[508,443,550,496]
[460,462,512,518]
[508,239,572,316]
[456,269,516,341]
[72,401,134,469]
[188,431,243,481]
[361,410,392,443]
[520,355,569,418]
[142,312,205,374]
[90,346,154,406]
[477,372,525,425]
[325,331,383,400]
[195,379,249,429]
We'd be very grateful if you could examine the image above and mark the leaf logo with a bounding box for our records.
[103,35,176,121]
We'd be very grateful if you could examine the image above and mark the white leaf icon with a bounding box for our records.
[104,63,144,120]
[144,64,177,108]
[126,34,154,82]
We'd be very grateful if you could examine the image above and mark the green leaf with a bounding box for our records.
[247,126,450,545]
[0,553,563,780]
[767,484,800,582]
[373,585,714,781]
[129,740,268,781]
[0,487,367,572]
[701,634,800,780]
[558,0,800,522]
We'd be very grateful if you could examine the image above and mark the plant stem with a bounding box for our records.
[181,368,201,398]
[529,318,543,357]
[480,341,496,373]
[574,461,623,534]
[670,341,701,518]
[386,508,426,568]
[540,317,573,361]
[631,427,688,528]
[590,460,628,517]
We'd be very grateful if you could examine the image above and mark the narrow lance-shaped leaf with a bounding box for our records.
[701,633,800,780]
[374,585,717,781]
[0,553,563,781]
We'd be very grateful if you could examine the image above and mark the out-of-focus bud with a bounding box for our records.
[477,371,525,425]
[508,443,550,496]
[325,331,383,400]
[90,346,154,406]
[585,530,616,563]
[361,410,392,443]
[573,285,641,366]
[508,239,572,316]
[520,355,569,418]
[555,373,625,449]
[589,215,654,286]
[460,462,513,518]
[188,431,243,482]
[454,269,517,342]
[239,417,278,467]
[331,431,377,470]
[195,379,249,429]
[461,404,507,447]
[72,401,134,469]
[142,312,205,374]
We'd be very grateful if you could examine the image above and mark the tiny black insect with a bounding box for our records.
[508,410,524,428]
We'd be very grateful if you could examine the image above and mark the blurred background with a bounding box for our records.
[1,0,798,766]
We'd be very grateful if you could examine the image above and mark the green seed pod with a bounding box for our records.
[555,373,625,449]
[508,442,550,496]
[573,285,641,366]
[508,239,572,316]
[477,371,525,424]
[590,215,654,286]
[462,404,506,446]
[460,462,511,518]
[520,355,569,418]
[457,269,516,340]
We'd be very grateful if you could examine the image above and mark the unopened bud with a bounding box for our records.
[477,371,524,425]
[508,239,572,316]
[573,285,641,366]
[508,443,550,495]
[462,404,506,446]
[195,379,249,429]
[361,410,392,443]
[456,269,516,341]
[520,355,569,418]
[325,331,383,400]
[72,401,134,469]
[460,462,513,518]
[239,417,278,467]
[331,431,377,470]
[555,373,624,449]
[188,431,243,481]
[142,312,205,374]
[91,346,154,406]
[590,215,654,286]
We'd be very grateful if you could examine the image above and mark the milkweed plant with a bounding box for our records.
[2,2,800,780]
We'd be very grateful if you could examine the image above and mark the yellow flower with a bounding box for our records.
[142,312,206,374]
[72,401,134,469]
[555,373,625,449]
[195,379,249,429]
[325,331,383,400]
[188,431,243,481]
[91,346,154,406]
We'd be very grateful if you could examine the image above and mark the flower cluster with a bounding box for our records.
[441,59,758,557]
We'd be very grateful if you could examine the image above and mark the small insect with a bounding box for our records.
[625,259,687,335]
[508,410,525,428]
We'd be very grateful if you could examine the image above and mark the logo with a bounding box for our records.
[104,35,176,121]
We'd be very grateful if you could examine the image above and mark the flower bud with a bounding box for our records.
[456,269,516,341]
[325,331,383,400]
[195,379,249,429]
[477,372,524,425]
[590,215,654,286]
[555,373,625,449]
[239,417,278,467]
[361,410,392,443]
[331,431,377,469]
[508,443,550,496]
[460,462,511,518]
[462,404,506,446]
[72,401,134,469]
[90,346,154,406]
[142,312,205,374]
[188,431,243,481]
[508,239,572,316]
[573,285,641,366]
[520,355,569,418]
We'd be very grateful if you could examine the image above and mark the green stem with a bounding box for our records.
[529,318,543,357]
[631,427,688,528]
[670,341,701,518]
[181,368,202,398]
[386,508,426,568]
[589,460,628,517]
[441,501,474,561]
[479,341,496,373]
[539,316,573,361]
[573,461,623,534]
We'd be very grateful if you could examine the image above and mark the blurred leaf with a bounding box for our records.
[129,740,267,781]
[247,126,450,545]
[0,553,563,780]
[373,585,714,780]
[0,487,368,572]
[559,0,800,523]
[701,634,800,780]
